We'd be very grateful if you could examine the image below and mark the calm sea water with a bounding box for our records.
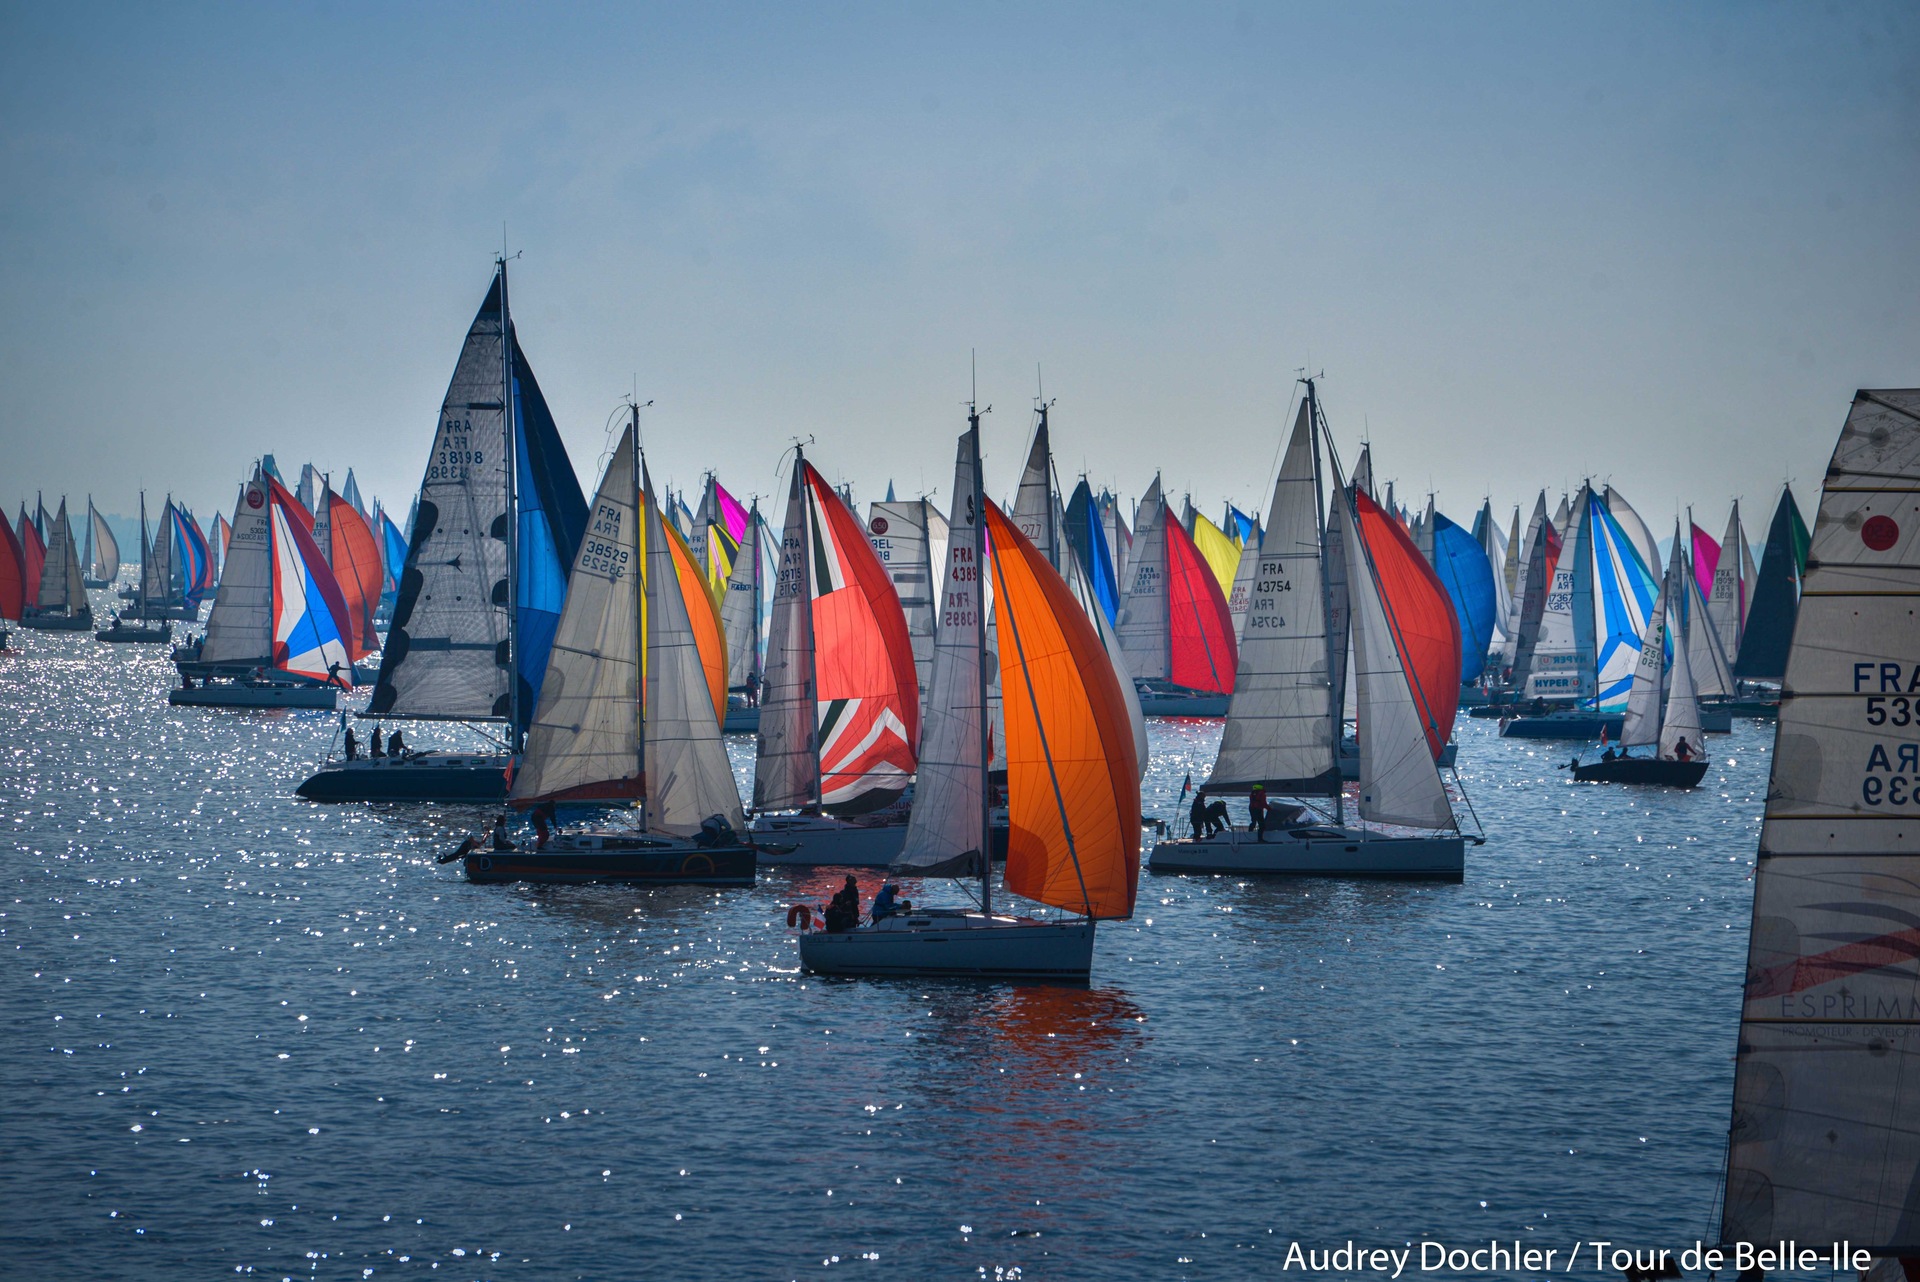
[3,612,1774,1279]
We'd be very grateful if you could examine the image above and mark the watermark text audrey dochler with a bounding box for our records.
[1278,1239,1874,1277]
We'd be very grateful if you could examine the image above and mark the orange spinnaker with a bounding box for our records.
[325,493,383,660]
[0,515,25,620]
[1354,490,1460,756]
[664,517,729,725]
[1164,511,1237,694]
[986,500,1140,921]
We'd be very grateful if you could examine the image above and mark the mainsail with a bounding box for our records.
[1722,388,1920,1250]
[36,499,87,614]
[202,474,273,666]
[1731,484,1811,682]
[720,505,776,689]
[1115,475,1169,680]
[87,501,119,584]
[1207,399,1338,794]
[1525,484,1595,702]
[1707,500,1753,666]
[868,496,938,697]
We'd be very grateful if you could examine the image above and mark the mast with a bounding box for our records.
[751,499,764,688]
[499,255,521,750]
[82,496,93,580]
[794,443,821,809]
[969,402,992,916]
[633,403,647,828]
[137,492,149,618]
[1303,378,1343,825]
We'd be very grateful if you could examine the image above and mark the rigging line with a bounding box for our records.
[986,506,1095,922]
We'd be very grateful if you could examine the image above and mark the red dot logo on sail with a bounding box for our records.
[246,486,265,509]
[869,516,889,535]
[1861,514,1898,551]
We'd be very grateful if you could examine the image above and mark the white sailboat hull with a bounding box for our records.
[750,812,910,866]
[798,910,1094,979]
[1148,825,1464,879]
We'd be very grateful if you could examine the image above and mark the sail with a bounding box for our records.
[87,503,119,583]
[1065,543,1148,779]
[1525,485,1594,702]
[1115,476,1169,680]
[1353,490,1460,757]
[1190,512,1241,599]
[1722,388,1920,1251]
[202,476,273,664]
[721,508,775,688]
[662,514,729,727]
[371,271,514,725]
[1473,499,1512,649]
[1707,500,1750,663]
[1732,485,1809,682]
[868,498,937,697]
[176,508,216,608]
[18,507,45,601]
[1226,526,1261,642]
[1589,492,1662,713]
[144,501,176,605]
[985,501,1140,921]
[1208,405,1338,794]
[1507,495,1555,681]
[1430,511,1497,682]
[643,466,747,837]
[267,479,353,686]
[37,500,85,613]
[378,511,407,596]
[0,516,24,621]
[1618,547,1672,749]
[211,513,232,584]
[1341,490,1456,829]
[341,469,366,517]
[1657,571,1702,760]
[1102,492,1132,597]
[1164,511,1237,694]
[893,429,989,876]
[1682,547,1736,700]
[295,464,318,515]
[511,333,591,727]
[754,468,821,810]
[1691,518,1721,600]
[1064,480,1120,624]
[1604,486,1661,582]
[510,427,642,805]
[1352,445,1374,499]
[1011,416,1058,566]
[324,489,384,660]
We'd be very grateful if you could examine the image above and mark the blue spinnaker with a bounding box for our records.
[510,333,589,734]
[1588,492,1660,712]
[1430,512,1497,682]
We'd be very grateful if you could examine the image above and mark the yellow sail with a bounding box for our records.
[1190,511,1241,598]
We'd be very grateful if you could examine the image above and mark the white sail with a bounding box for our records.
[1101,493,1131,594]
[1657,571,1702,761]
[37,500,86,612]
[1506,492,1552,676]
[1226,528,1261,642]
[1209,399,1336,792]
[1525,484,1594,701]
[510,429,641,804]
[893,430,988,875]
[1340,490,1455,830]
[144,500,176,605]
[1011,417,1056,566]
[720,509,775,689]
[1605,485,1661,580]
[1682,545,1736,700]
[1707,500,1749,665]
[202,474,273,664]
[370,273,512,724]
[311,482,333,567]
[643,464,747,837]
[1115,475,1169,681]
[1478,499,1512,646]
[1351,444,1373,500]
[88,502,119,583]
[753,462,820,810]
[868,498,937,697]
[1617,548,1670,750]
[1722,388,1920,1250]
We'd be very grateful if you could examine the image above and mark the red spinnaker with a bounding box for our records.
[0,515,25,620]
[325,492,384,659]
[1164,513,1237,694]
[1355,490,1460,757]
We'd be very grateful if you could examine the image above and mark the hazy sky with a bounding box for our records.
[3,1,1915,542]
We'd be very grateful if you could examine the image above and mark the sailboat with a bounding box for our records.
[17,506,46,625]
[1502,483,1661,740]
[82,498,119,588]
[868,487,945,704]
[123,499,201,620]
[1720,387,1920,1256]
[1729,483,1809,686]
[311,474,385,682]
[18,498,95,630]
[296,260,588,802]
[96,493,172,643]
[749,445,922,866]
[462,414,754,886]
[718,497,777,733]
[1115,473,1239,716]
[169,469,353,708]
[800,408,1140,979]
[1570,524,1709,787]
[1149,381,1470,880]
